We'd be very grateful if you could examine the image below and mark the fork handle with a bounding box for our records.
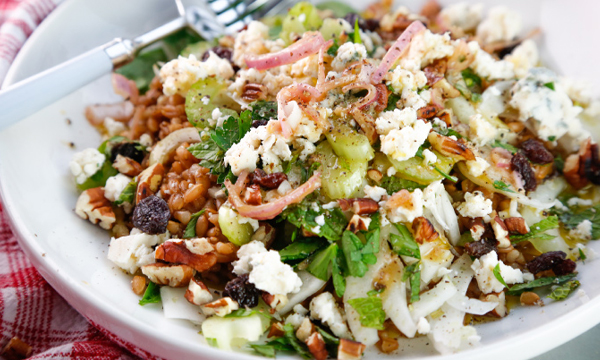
[0,43,117,131]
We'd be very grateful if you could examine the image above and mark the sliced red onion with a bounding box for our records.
[371,21,427,84]
[112,73,138,101]
[245,32,326,71]
[276,83,323,138]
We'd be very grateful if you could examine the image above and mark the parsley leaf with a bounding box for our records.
[283,324,313,359]
[401,261,421,303]
[461,68,483,100]
[327,38,340,57]
[493,180,515,193]
[348,296,386,330]
[550,204,600,239]
[506,273,577,296]
[579,248,587,262]
[114,180,137,205]
[139,281,161,306]
[491,140,519,154]
[307,243,338,280]
[547,280,580,300]
[250,100,278,121]
[341,231,369,277]
[493,263,508,287]
[187,137,225,171]
[510,216,558,244]
[183,210,206,239]
[385,88,401,111]
[554,154,565,173]
[250,344,277,358]
[389,223,421,259]
[544,82,555,91]
[281,237,328,262]
[281,202,348,241]
[436,128,465,139]
[380,176,426,193]
[434,165,458,183]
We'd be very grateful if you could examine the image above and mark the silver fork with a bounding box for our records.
[0,0,295,131]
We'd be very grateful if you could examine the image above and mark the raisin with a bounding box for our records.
[252,119,269,128]
[520,139,554,164]
[511,152,537,191]
[201,46,233,62]
[553,259,577,276]
[110,142,145,163]
[582,143,600,185]
[343,13,380,32]
[526,251,567,274]
[222,274,260,308]
[252,169,288,189]
[464,234,497,258]
[132,195,170,234]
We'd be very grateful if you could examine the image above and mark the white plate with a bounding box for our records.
[1,0,600,359]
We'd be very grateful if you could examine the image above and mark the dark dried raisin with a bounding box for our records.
[343,13,380,32]
[464,229,497,258]
[222,274,260,308]
[582,143,600,185]
[201,46,233,62]
[110,142,145,163]
[526,251,567,274]
[520,139,554,164]
[252,168,288,189]
[511,152,537,191]
[552,259,577,276]
[132,195,170,234]
[252,119,269,128]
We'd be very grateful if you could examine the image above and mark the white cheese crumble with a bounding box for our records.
[375,108,418,136]
[315,215,325,226]
[309,292,352,339]
[570,220,593,240]
[69,148,106,185]
[469,113,498,146]
[466,157,490,177]
[104,174,133,202]
[363,185,388,202]
[439,2,483,31]
[107,229,169,274]
[159,52,234,96]
[103,117,126,137]
[505,39,539,79]
[386,189,424,223]
[457,191,493,218]
[399,30,455,71]
[559,77,594,105]
[476,6,522,44]
[387,68,427,97]
[471,251,526,294]
[468,42,514,80]
[416,317,431,334]
[233,241,302,296]
[422,149,438,165]
[229,67,294,99]
[380,120,432,161]
[331,42,368,72]
[567,197,593,207]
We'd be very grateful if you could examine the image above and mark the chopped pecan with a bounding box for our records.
[244,184,262,205]
[511,152,537,191]
[412,217,439,244]
[141,263,194,287]
[564,153,588,189]
[296,317,315,342]
[113,154,143,177]
[491,216,510,249]
[367,169,383,183]
[75,187,116,230]
[338,339,366,360]
[436,109,453,126]
[185,278,213,306]
[423,59,447,86]
[306,332,328,360]
[2,337,32,360]
[136,163,164,204]
[155,240,217,272]
[251,223,276,247]
[504,217,528,234]
[428,132,475,161]
[347,214,371,233]
[481,292,507,318]
[131,275,147,296]
[252,168,288,189]
[520,139,554,164]
[242,83,268,102]
[200,297,239,317]
[268,322,285,338]
[262,293,289,311]
[337,198,379,215]
[432,78,461,98]
[417,105,439,119]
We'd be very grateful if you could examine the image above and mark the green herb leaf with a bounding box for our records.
[283,324,313,359]
[579,248,587,262]
[506,273,577,296]
[493,263,508,287]
[402,261,421,303]
[550,204,600,239]
[76,159,118,191]
[547,280,580,300]
[307,243,338,280]
[347,296,386,330]
[327,39,340,57]
[434,165,458,183]
[544,82,555,91]
[548,135,556,141]
[250,344,277,358]
[183,210,206,239]
[281,238,328,262]
[116,48,168,93]
[316,326,340,345]
[250,100,278,121]
[510,216,558,244]
[332,248,347,297]
[380,176,426,193]
[139,281,161,306]
[353,19,362,44]
[491,140,519,154]
[187,137,226,172]
[461,68,483,100]
[554,154,565,173]
[281,202,348,241]
[436,128,465,139]
[385,91,401,111]
[114,180,137,205]
[225,308,273,319]
[341,231,369,277]
[389,223,421,259]
[493,180,516,193]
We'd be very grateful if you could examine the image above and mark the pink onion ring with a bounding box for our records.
[277,83,323,138]
[317,39,334,87]
[225,171,322,220]
[245,32,326,71]
[112,73,139,102]
[371,21,427,84]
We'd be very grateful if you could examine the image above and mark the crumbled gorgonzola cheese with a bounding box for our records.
[440,2,483,31]
[103,117,126,137]
[375,108,418,135]
[386,189,424,223]
[471,251,526,293]
[69,148,106,184]
[466,156,490,177]
[469,113,498,146]
[331,42,368,72]
[505,39,539,79]
[107,229,169,274]
[387,67,428,96]
[476,6,522,44]
[457,191,493,218]
[422,149,438,165]
[159,52,234,96]
[104,173,132,202]
[363,185,388,202]
[380,120,432,161]
[310,292,352,339]
[570,219,593,240]
[399,30,455,71]
[468,42,514,80]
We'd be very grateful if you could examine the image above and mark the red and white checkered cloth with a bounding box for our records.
[0,1,152,359]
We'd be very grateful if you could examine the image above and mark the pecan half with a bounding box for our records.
[481,292,507,318]
[136,163,165,204]
[306,332,328,360]
[268,323,285,338]
[141,263,194,287]
[200,297,239,317]
[113,154,143,177]
[262,293,288,311]
[504,217,528,234]
[155,240,217,272]
[337,198,379,215]
[250,223,276,247]
[412,217,439,244]
[244,184,262,205]
[296,317,315,342]
[428,132,475,161]
[75,187,116,230]
[417,105,439,119]
[436,109,453,126]
[242,83,268,102]
[338,339,366,360]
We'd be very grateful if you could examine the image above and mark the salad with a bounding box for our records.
[70,0,600,358]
